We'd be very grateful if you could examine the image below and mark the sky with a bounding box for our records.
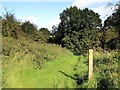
[1,0,119,30]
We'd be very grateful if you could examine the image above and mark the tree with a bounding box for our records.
[38,28,50,42]
[39,28,50,35]
[104,2,120,33]
[20,21,37,35]
[2,11,20,39]
[53,6,102,54]
[104,1,120,50]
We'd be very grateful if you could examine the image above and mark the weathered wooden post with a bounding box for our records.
[88,49,93,81]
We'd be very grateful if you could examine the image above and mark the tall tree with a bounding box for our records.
[53,6,102,54]
[104,1,120,50]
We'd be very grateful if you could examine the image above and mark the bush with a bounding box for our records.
[2,11,19,39]
[93,50,119,88]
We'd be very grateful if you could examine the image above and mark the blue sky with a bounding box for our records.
[1,0,119,30]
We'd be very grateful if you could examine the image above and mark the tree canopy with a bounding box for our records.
[53,6,102,54]
[2,4,120,52]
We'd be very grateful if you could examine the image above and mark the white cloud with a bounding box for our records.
[38,16,60,30]
[72,0,112,8]
[91,6,114,23]
[71,0,118,23]
[17,15,40,29]
[0,3,3,16]
[24,15,37,24]
[17,15,60,30]
[46,16,60,30]
[17,15,37,24]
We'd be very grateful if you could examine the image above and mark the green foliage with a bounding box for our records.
[20,21,37,35]
[53,6,102,54]
[104,2,120,34]
[2,5,119,89]
[73,55,88,87]
[2,36,119,88]
[2,36,78,88]
[101,27,120,50]
[61,28,101,54]
[2,11,51,43]
[2,11,20,39]
[39,28,50,42]
[93,49,119,89]
[39,28,50,34]
[103,2,120,49]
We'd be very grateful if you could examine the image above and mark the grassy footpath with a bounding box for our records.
[2,37,119,88]
[2,37,82,88]
[3,51,79,88]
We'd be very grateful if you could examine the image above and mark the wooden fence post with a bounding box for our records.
[88,49,93,81]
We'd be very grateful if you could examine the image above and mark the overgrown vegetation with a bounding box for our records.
[1,1,119,89]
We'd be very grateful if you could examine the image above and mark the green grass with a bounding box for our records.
[3,53,78,88]
[2,36,119,88]
[2,36,81,88]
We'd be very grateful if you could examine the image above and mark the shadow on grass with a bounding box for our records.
[59,55,88,86]
[59,71,85,86]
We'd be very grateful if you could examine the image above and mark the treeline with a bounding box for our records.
[1,2,120,54]
[1,11,50,42]
[50,3,120,54]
